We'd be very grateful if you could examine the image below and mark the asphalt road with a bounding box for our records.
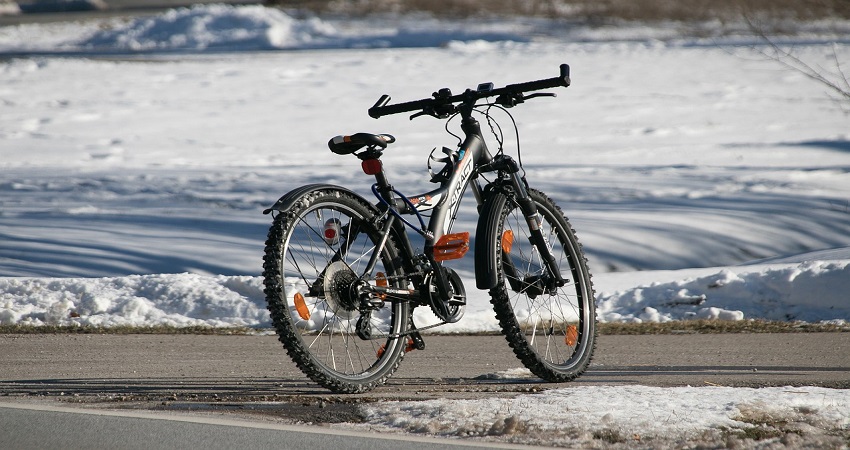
[2,333,848,402]
[1,332,848,447]
[0,401,518,450]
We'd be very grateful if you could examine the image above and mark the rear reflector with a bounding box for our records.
[362,159,382,175]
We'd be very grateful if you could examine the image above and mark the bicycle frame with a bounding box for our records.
[364,99,565,306]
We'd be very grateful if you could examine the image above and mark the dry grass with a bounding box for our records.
[268,0,850,21]
[1,320,847,335]
[599,319,850,335]
[0,324,258,335]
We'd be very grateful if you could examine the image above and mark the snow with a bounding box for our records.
[2,5,850,445]
[355,384,850,446]
[2,5,849,329]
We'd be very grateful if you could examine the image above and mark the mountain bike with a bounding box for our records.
[262,64,596,393]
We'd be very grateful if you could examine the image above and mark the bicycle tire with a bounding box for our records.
[262,187,409,393]
[480,187,596,382]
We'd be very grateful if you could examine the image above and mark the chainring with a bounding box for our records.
[427,267,466,323]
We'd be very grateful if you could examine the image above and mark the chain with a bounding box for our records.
[387,320,447,339]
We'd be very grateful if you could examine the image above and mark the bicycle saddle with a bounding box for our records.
[328,133,396,155]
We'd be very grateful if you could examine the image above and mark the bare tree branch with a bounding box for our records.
[743,15,850,105]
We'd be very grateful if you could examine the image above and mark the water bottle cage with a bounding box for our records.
[427,146,458,184]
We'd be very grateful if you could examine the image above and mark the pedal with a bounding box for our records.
[356,312,372,340]
[408,329,426,351]
[433,232,470,262]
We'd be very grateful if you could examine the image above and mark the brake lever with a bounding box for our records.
[523,92,557,101]
[410,110,430,120]
[410,103,457,120]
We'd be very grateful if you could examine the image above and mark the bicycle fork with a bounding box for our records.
[488,155,567,295]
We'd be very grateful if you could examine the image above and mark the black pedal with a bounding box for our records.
[408,330,426,350]
[355,312,372,340]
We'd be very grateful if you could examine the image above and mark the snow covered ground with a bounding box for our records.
[2,5,850,447]
[2,4,849,329]
[354,384,850,447]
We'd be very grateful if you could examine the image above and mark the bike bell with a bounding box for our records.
[322,218,343,245]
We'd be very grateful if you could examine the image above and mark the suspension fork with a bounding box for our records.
[491,155,566,288]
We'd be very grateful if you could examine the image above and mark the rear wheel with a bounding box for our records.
[263,188,409,393]
[483,188,596,382]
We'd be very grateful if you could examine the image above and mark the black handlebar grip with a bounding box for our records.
[559,64,571,87]
[368,95,391,118]
[370,97,436,119]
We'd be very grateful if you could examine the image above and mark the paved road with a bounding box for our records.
[0,401,519,450]
[2,333,848,401]
[1,333,847,447]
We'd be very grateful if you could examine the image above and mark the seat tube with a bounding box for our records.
[362,214,395,278]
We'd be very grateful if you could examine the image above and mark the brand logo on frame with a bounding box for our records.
[444,149,473,233]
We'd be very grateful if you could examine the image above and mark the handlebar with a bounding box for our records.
[368,63,571,119]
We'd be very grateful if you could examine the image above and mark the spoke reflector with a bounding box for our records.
[293,292,310,320]
[375,272,388,300]
[501,230,514,254]
[375,272,388,287]
[565,324,578,346]
[323,218,341,245]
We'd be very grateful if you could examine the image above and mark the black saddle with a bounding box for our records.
[328,133,396,155]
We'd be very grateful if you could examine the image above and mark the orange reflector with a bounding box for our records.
[375,272,388,287]
[361,159,382,175]
[433,232,470,262]
[565,325,578,346]
[375,272,388,300]
[378,339,417,358]
[501,230,514,254]
[293,292,310,320]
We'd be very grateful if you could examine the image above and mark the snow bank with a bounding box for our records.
[597,261,850,323]
[0,274,268,327]
[357,385,850,445]
[0,4,534,53]
[79,5,338,52]
[2,260,849,328]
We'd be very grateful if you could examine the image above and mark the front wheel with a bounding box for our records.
[480,188,596,382]
[262,187,410,393]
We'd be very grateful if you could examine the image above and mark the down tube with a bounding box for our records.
[426,134,492,243]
